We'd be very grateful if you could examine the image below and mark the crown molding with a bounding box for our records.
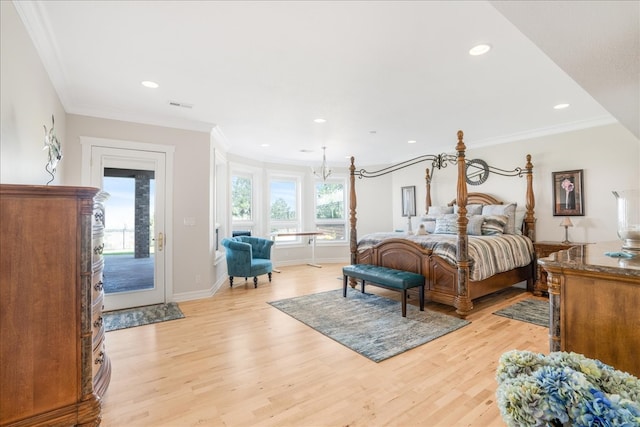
[13,0,71,109]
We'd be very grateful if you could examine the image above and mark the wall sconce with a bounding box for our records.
[560,217,573,244]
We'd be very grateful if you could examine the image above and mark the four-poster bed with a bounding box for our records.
[348,130,536,317]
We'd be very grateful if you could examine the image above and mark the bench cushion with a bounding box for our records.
[343,264,424,290]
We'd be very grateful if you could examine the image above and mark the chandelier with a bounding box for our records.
[313,146,332,181]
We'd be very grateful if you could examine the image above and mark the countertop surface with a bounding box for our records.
[538,240,640,278]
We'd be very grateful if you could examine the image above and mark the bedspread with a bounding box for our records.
[357,232,534,281]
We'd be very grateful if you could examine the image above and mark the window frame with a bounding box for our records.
[313,176,348,245]
[268,172,303,245]
[229,165,259,236]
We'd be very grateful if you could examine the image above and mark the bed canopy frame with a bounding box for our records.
[348,130,536,316]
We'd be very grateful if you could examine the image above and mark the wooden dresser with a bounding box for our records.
[0,184,109,426]
[538,241,640,377]
[532,241,587,295]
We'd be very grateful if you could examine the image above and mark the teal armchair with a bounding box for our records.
[220,236,274,288]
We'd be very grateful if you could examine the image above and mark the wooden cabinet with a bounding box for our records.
[0,184,109,426]
[533,241,587,295]
[539,241,640,377]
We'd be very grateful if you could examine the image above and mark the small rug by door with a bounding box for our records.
[104,302,185,332]
[493,298,548,327]
[268,288,470,362]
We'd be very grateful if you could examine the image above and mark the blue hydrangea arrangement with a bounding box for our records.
[496,350,640,426]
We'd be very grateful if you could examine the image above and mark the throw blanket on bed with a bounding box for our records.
[357,232,534,281]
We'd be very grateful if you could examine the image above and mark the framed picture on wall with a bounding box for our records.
[401,185,416,217]
[552,169,584,216]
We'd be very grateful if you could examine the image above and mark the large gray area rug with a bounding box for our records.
[268,288,470,362]
[104,302,184,332]
[493,298,548,327]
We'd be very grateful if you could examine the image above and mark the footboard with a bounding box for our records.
[356,238,432,277]
[355,238,535,317]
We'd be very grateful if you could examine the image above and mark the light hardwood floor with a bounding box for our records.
[100,263,549,427]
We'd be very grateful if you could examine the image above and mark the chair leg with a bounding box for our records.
[268,272,272,282]
[253,276,258,288]
[229,276,234,287]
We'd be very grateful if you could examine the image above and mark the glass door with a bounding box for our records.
[91,146,166,311]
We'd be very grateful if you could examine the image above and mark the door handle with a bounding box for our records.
[158,232,164,251]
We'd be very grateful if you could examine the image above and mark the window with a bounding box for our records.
[269,176,300,242]
[231,173,253,233]
[315,180,346,242]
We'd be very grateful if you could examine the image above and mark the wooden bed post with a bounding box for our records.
[425,168,432,212]
[349,157,357,266]
[454,130,473,317]
[524,154,536,242]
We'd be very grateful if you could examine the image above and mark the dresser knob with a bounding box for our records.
[95,351,105,365]
[93,316,103,328]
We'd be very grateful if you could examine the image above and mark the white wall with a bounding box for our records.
[0,1,66,185]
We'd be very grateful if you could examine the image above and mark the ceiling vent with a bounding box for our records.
[168,100,193,109]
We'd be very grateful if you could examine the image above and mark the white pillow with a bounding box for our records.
[427,206,454,216]
[482,203,517,234]
[515,208,526,235]
[454,203,483,216]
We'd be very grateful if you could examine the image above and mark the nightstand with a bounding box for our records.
[533,241,587,296]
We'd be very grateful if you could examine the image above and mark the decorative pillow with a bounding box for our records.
[467,215,485,236]
[433,214,485,236]
[434,215,458,234]
[427,206,454,216]
[454,203,483,216]
[481,215,508,235]
[515,208,526,235]
[482,203,517,234]
[424,221,436,233]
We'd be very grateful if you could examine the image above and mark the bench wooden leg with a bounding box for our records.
[402,289,407,317]
[419,285,424,311]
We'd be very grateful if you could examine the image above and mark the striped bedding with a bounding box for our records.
[357,232,534,281]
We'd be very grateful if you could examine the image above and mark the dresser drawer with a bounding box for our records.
[91,265,104,302]
[92,234,104,264]
[92,334,107,380]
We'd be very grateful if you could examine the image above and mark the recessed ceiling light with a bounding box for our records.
[469,44,491,56]
[141,80,159,88]
[554,103,570,110]
[314,118,327,123]
[408,140,417,144]
[261,143,269,147]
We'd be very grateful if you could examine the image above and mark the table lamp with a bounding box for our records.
[560,217,573,244]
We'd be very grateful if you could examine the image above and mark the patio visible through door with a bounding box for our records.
[90,146,167,311]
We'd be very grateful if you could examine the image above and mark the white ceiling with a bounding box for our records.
[15,0,638,167]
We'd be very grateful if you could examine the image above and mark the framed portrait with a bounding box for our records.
[552,170,584,216]
[401,185,416,217]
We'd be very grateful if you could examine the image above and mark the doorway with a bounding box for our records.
[85,142,172,311]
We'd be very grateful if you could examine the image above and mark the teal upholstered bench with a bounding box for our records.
[342,264,425,317]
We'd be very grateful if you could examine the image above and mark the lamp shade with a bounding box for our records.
[560,217,574,227]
